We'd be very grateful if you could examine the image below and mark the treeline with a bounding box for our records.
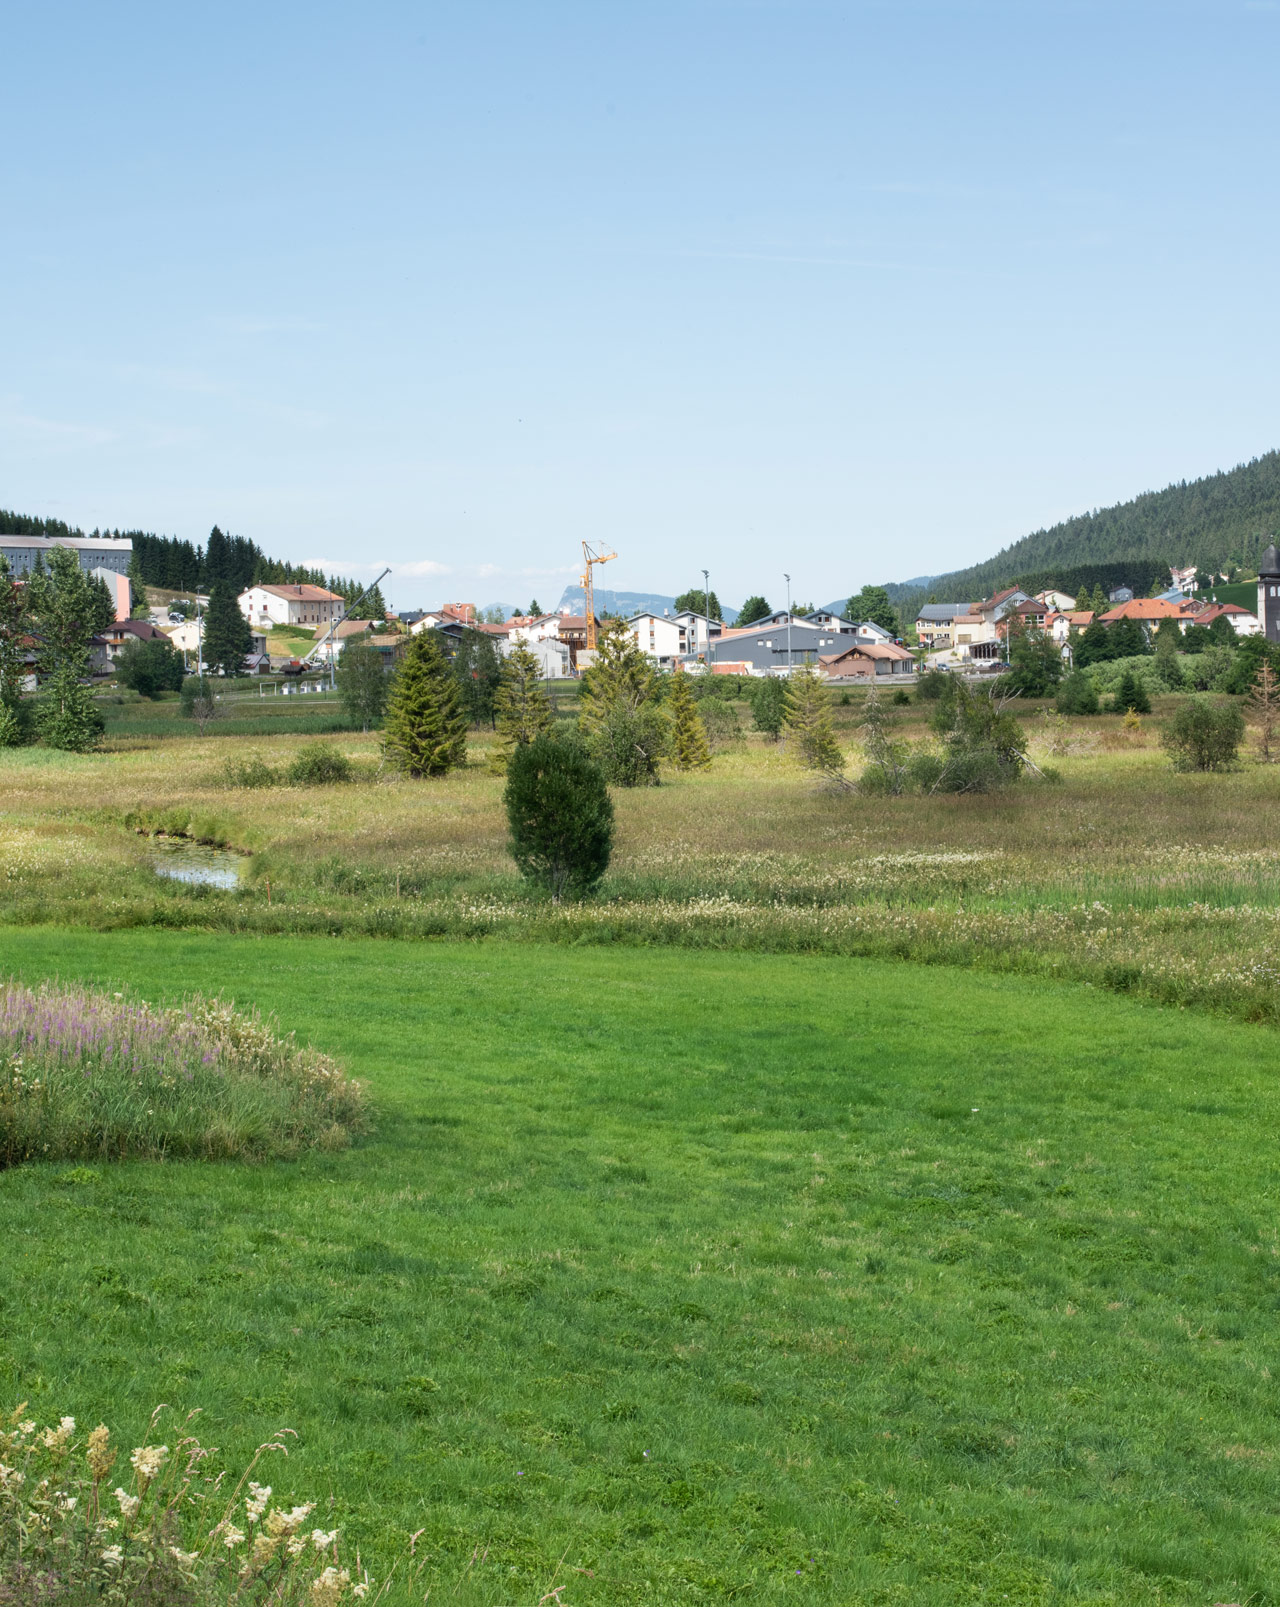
[887,450,1280,622]
[0,511,378,612]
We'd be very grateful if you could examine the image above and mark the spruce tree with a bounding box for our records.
[783,664,845,780]
[494,643,552,761]
[668,672,711,770]
[504,734,614,901]
[383,631,468,777]
[36,664,105,752]
[202,581,252,678]
[750,676,787,739]
[578,618,667,785]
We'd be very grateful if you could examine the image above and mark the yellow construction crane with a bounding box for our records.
[580,541,616,652]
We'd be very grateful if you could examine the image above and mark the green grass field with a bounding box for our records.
[3,929,1279,1604]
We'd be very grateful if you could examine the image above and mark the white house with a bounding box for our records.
[673,611,723,655]
[1036,589,1077,612]
[627,612,691,666]
[164,621,267,660]
[238,584,343,630]
[506,613,565,646]
[501,635,570,678]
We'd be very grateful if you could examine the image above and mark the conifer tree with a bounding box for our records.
[505,734,614,901]
[383,630,468,777]
[201,580,252,678]
[668,671,711,770]
[494,643,552,762]
[783,664,845,781]
[578,618,667,785]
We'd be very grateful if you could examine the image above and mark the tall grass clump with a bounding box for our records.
[0,1404,375,1603]
[0,982,365,1166]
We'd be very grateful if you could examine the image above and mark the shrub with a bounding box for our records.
[1056,671,1099,715]
[35,666,104,753]
[505,735,614,900]
[0,981,365,1165]
[1161,697,1245,772]
[749,677,786,738]
[891,688,911,706]
[588,703,668,786]
[286,743,352,786]
[915,668,948,701]
[222,756,279,789]
[698,696,741,750]
[0,1405,372,1603]
[115,637,184,699]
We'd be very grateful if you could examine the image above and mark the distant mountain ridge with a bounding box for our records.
[556,584,740,624]
[887,451,1280,611]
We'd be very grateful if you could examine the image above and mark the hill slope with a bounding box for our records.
[889,450,1280,608]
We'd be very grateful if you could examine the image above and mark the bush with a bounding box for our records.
[749,677,787,738]
[0,981,365,1165]
[891,688,911,706]
[588,702,668,786]
[115,636,185,699]
[699,696,742,748]
[222,755,279,789]
[1161,697,1245,772]
[285,743,352,786]
[0,1405,372,1602]
[505,734,614,900]
[1056,671,1099,715]
[915,668,949,701]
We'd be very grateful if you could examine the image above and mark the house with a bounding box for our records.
[1035,589,1077,612]
[90,567,131,623]
[1190,602,1261,637]
[1050,609,1094,646]
[914,604,969,649]
[1008,599,1049,631]
[101,619,169,662]
[627,612,688,667]
[1108,586,1135,604]
[164,622,267,659]
[501,635,570,678]
[238,584,343,630]
[408,603,476,632]
[554,615,593,668]
[673,611,724,656]
[1098,598,1197,626]
[1170,565,1198,593]
[818,641,914,680]
[974,587,1030,624]
[0,535,131,576]
[710,615,880,675]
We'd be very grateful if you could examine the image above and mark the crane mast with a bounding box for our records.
[580,541,616,652]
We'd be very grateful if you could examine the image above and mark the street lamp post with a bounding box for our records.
[702,567,713,671]
[784,573,792,676]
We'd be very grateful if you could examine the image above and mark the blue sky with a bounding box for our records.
[3,1,1279,610]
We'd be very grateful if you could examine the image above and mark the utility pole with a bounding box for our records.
[703,567,713,671]
[784,572,792,677]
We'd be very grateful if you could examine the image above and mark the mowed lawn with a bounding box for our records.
[2,933,1278,1605]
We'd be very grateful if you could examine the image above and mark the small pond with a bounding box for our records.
[151,841,243,890]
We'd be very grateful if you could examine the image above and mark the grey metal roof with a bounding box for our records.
[916,603,967,621]
[0,535,132,552]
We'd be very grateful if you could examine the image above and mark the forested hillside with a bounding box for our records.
[0,512,380,611]
[889,450,1280,617]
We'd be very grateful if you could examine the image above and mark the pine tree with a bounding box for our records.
[668,672,711,770]
[494,643,552,761]
[750,676,787,739]
[201,581,252,678]
[1248,660,1279,762]
[783,664,845,781]
[383,630,468,777]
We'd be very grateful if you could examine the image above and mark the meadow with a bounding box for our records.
[2,690,1279,1026]
[3,928,1280,1605]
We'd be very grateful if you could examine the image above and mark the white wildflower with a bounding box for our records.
[353,1585,370,1599]
[222,1524,246,1548]
[311,1528,339,1550]
[101,1544,123,1565]
[287,1535,307,1556]
[0,1465,23,1490]
[57,1494,77,1512]
[170,1546,199,1567]
[114,1487,140,1520]
[17,1422,34,1435]
[129,1444,168,1483]
[245,1481,271,1523]
[311,1565,351,1605]
[265,1501,314,1537]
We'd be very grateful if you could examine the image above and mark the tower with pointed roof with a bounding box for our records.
[1258,544,1280,642]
